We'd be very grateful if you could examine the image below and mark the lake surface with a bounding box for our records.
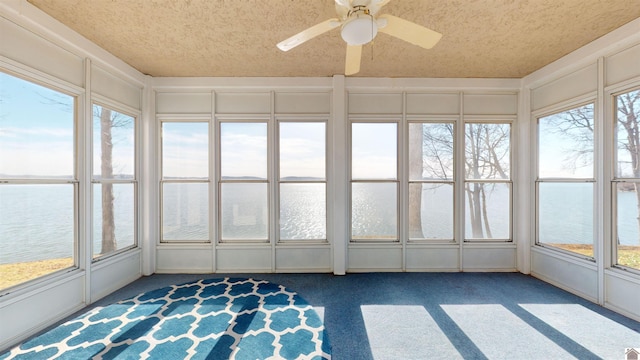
[1,183,638,264]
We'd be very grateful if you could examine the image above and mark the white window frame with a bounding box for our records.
[349,118,400,243]
[91,96,140,260]
[0,67,81,290]
[463,118,514,242]
[159,117,211,243]
[406,118,457,243]
[610,84,640,274]
[217,117,271,244]
[533,98,597,259]
[276,117,329,244]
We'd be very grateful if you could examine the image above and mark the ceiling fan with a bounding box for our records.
[276,0,442,75]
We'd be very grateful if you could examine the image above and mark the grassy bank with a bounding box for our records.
[550,243,640,268]
[0,258,73,290]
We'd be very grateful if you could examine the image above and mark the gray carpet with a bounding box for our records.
[14,273,640,359]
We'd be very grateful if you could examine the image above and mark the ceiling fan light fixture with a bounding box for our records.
[341,13,378,45]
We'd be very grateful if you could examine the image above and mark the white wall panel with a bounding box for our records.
[156,92,212,114]
[0,18,83,87]
[531,249,598,301]
[215,92,270,114]
[275,92,331,114]
[604,271,640,321]
[216,247,271,272]
[156,246,213,273]
[406,93,459,115]
[348,246,402,271]
[462,246,516,271]
[348,93,403,114]
[406,246,459,270]
[605,43,640,86]
[531,63,597,111]
[92,65,142,110]
[90,251,141,301]
[0,275,84,350]
[464,94,518,115]
[275,246,332,272]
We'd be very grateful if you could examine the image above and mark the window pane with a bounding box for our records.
[93,104,135,180]
[162,183,209,241]
[221,122,267,180]
[352,182,397,240]
[538,182,593,257]
[0,185,75,289]
[465,182,510,239]
[0,72,74,179]
[280,122,325,180]
[280,183,326,240]
[409,183,453,240]
[465,123,510,180]
[352,123,397,180]
[616,183,640,270]
[614,90,640,270]
[162,122,209,179]
[93,183,135,256]
[616,90,640,178]
[221,183,268,240]
[409,123,454,180]
[539,104,594,178]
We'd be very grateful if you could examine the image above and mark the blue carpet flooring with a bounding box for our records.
[2,273,640,359]
[0,278,329,360]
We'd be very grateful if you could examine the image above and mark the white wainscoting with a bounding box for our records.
[0,272,85,350]
[531,247,598,302]
[604,270,640,322]
[156,245,214,273]
[90,250,142,301]
[405,245,460,271]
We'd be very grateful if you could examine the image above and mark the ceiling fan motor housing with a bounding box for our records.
[341,6,378,45]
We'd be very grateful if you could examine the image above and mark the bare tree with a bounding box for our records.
[544,94,640,245]
[99,108,117,254]
[616,90,640,242]
[409,125,425,238]
[410,123,507,239]
[94,106,133,254]
[464,124,510,238]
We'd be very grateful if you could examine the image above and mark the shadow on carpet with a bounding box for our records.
[0,278,331,359]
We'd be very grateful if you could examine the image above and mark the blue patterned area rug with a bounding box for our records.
[1,278,330,359]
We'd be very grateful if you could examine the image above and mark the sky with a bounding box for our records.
[0,72,74,178]
[3,70,634,183]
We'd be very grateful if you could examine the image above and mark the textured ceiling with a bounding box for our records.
[27,0,640,78]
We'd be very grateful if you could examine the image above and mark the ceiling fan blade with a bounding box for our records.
[277,18,340,52]
[377,14,442,49]
[345,44,362,75]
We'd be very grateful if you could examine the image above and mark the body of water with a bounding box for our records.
[1,183,638,264]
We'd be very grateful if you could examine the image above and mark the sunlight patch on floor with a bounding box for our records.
[441,304,572,359]
[519,303,640,359]
[361,305,462,360]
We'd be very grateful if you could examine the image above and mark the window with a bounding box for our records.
[613,89,640,271]
[0,72,76,289]
[351,122,398,241]
[464,122,511,240]
[92,104,136,258]
[408,122,455,240]
[536,103,594,257]
[219,122,268,242]
[161,122,209,242]
[278,122,327,241]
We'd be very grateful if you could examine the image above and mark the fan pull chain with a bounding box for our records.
[370,14,375,61]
